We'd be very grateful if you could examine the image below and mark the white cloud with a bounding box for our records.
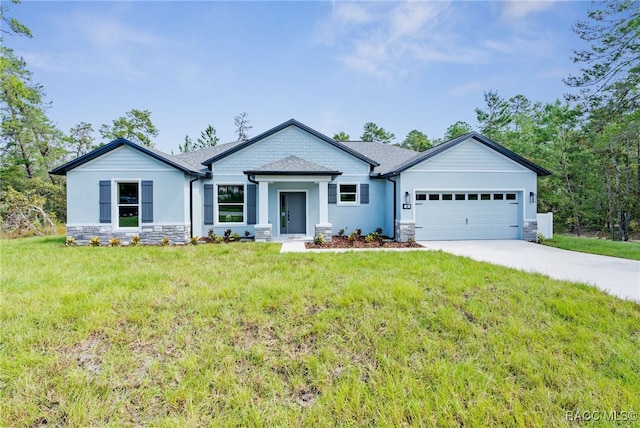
[334,2,374,25]
[316,2,465,79]
[501,1,557,20]
[315,1,562,80]
[26,9,181,81]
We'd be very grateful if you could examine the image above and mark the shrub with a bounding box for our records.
[65,236,76,246]
[160,237,170,246]
[190,236,199,245]
[354,228,362,237]
[366,231,385,246]
[536,232,545,244]
[208,228,216,240]
[108,237,121,247]
[89,237,101,247]
[244,230,251,238]
[313,233,326,246]
[348,231,358,245]
[407,238,416,246]
[224,229,232,240]
[337,228,345,237]
[130,235,141,246]
[215,236,224,243]
[231,232,241,241]
[375,227,383,235]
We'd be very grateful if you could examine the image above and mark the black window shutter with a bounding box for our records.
[141,180,153,223]
[99,180,111,223]
[247,184,257,225]
[204,184,214,225]
[328,183,337,204]
[360,184,369,204]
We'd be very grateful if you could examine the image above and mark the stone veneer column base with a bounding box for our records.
[523,220,538,242]
[254,224,272,242]
[66,224,190,246]
[395,220,415,242]
[314,224,333,242]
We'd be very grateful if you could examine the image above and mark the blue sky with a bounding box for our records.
[8,1,592,153]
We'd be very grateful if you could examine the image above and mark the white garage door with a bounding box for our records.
[415,191,521,240]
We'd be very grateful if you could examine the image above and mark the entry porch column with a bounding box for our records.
[315,180,332,242]
[254,180,272,242]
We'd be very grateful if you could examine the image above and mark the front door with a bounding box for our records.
[280,192,306,235]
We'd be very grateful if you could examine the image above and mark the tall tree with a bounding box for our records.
[333,131,350,142]
[178,135,194,154]
[399,129,431,151]
[197,124,219,148]
[0,0,32,38]
[65,122,94,158]
[234,112,252,142]
[444,121,472,140]
[564,0,639,113]
[1,46,64,183]
[564,0,640,240]
[361,122,395,144]
[475,90,511,140]
[99,109,159,147]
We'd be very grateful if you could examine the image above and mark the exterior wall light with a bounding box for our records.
[405,191,410,204]
[529,192,536,203]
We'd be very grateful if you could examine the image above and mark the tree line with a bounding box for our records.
[1,0,638,240]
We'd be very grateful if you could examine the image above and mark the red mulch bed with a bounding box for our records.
[305,236,422,249]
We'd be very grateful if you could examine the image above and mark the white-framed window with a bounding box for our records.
[338,183,359,205]
[217,184,245,223]
[116,181,139,228]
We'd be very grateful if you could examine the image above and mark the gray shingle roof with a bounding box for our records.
[340,141,419,175]
[51,138,207,176]
[244,156,341,175]
[377,132,551,177]
[201,119,379,167]
[174,140,245,168]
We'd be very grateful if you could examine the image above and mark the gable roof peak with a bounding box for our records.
[50,137,205,177]
[202,119,379,167]
[379,131,551,177]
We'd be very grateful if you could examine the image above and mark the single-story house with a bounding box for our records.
[51,119,550,245]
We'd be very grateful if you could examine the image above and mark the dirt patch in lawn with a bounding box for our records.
[305,236,422,249]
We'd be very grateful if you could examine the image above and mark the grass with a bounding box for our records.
[543,234,640,260]
[1,236,639,426]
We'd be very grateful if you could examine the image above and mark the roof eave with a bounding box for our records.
[243,170,342,176]
[203,119,380,167]
[49,138,205,177]
[384,131,551,177]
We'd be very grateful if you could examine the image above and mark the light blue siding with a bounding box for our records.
[328,178,389,236]
[66,146,189,226]
[412,139,529,172]
[398,139,539,227]
[214,126,370,174]
[77,145,175,171]
[269,182,318,236]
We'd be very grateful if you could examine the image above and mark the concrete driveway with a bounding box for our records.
[419,240,640,302]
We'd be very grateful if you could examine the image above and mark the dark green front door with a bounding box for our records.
[280,192,306,234]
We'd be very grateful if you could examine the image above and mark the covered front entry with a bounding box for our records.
[415,191,521,240]
[280,191,306,235]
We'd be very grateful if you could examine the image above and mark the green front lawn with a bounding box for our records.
[1,236,639,426]
[543,234,640,260]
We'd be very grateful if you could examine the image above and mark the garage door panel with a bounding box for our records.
[415,192,520,240]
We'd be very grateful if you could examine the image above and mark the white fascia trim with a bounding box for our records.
[405,169,531,174]
[74,168,173,172]
[253,175,332,183]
